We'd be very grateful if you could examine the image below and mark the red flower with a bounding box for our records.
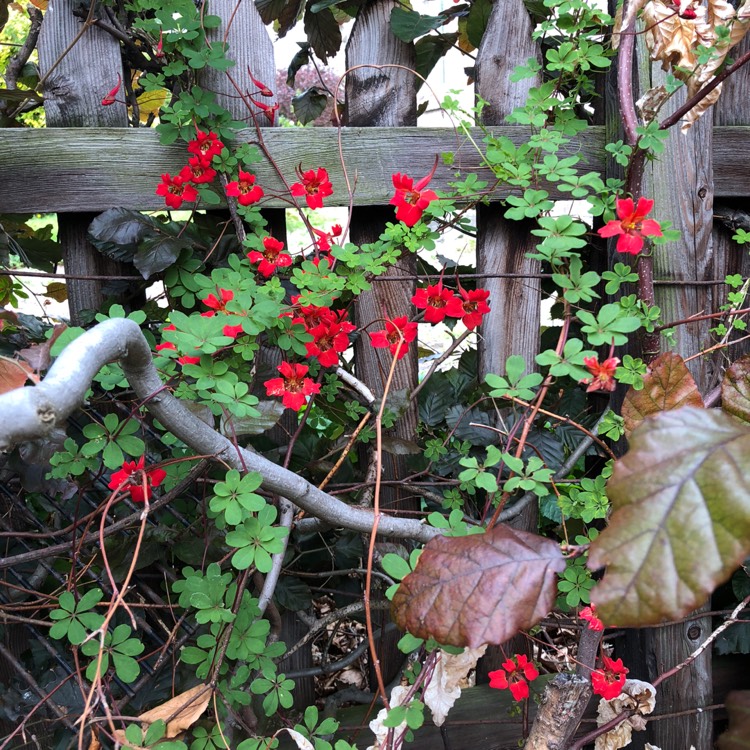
[582,356,620,393]
[597,197,663,255]
[488,655,539,702]
[180,156,217,185]
[458,287,491,330]
[412,283,464,324]
[202,288,233,314]
[580,605,604,632]
[101,74,122,106]
[225,170,264,207]
[250,97,280,126]
[108,456,166,503]
[305,319,356,368]
[591,656,628,700]
[155,173,198,210]
[313,224,343,253]
[291,166,333,210]
[248,236,293,277]
[390,165,439,227]
[222,323,244,338]
[369,316,418,360]
[249,73,274,98]
[187,130,224,161]
[265,361,321,411]
[177,354,201,366]
[155,340,176,352]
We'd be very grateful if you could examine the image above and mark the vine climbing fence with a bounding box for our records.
[1,0,750,748]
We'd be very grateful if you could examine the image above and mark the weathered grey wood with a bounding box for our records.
[473,0,542,684]
[345,0,418,689]
[37,0,130,323]
[0,126,608,212]
[632,33,714,750]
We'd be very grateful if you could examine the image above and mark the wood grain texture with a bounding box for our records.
[633,35,714,750]
[37,0,130,323]
[0,125,609,213]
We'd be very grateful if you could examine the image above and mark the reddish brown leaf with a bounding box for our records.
[391,524,565,648]
[0,356,35,394]
[18,324,66,372]
[721,355,750,424]
[718,691,750,749]
[621,352,703,437]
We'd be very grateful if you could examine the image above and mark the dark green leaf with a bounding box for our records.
[390,6,444,42]
[274,576,313,610]
[292,87,328,125]
[589,408,750,626]
[466,0,492,48]
[415,33,458,90]
[287,43,311,86]
[304,5,342,62]
[88,208,158,260]
[134,236,188,279]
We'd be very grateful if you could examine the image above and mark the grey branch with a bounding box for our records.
[0,319,439,544]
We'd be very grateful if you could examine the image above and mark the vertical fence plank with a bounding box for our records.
[475,0,541,379]
[633,36,714,750]
[473,0,542,680]
[345,0,417,687]
[37,1,128,323]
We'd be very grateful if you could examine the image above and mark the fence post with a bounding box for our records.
[37,1,129,324]
[473,0,542,680]
[345,0,418,687]
[629,28,715,750]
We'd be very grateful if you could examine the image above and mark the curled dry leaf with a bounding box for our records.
[589,407,750,626]
[279,728,315,750]
[423,645,487,727]
[367,685,411,750]
[595,679,656,750]
[0,355,37,395]
[17,323,67,372]
[113,683,211,742]
[391,524,565,648]
[621,351,704,437]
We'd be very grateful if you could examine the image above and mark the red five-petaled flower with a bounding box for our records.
[580,605,604,632]
[313,224,343,253]
[187,130,224,161]
[411,283,464,324]
[591,656,628,700]
[201,288,233,316]
[291,166,333,210]
[458,287,491,330]
[180,156,217,185]
[265,361,321,411]
[597,196,663,255]
[305,319,356,368]
[225,170,264,207]
[108,456,167,504]
[488,655,539,702]
[369,316,418,360]
[582,356,620,393]
[155,173,198,210]
[390,160,439,227]
[247,236,293,277]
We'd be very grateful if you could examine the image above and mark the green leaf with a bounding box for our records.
[287,43,311,87]
[303,6,342,63]
[466,0,492,48]
[589,408,750,626]
[292,87,328,125]
[415,33,458,90]
[390,6,444,42]
[134,236,188,280]
[88,208,158,261]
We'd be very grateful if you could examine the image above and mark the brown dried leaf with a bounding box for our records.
[18,324,66,372]
[642,1,712,75]
[423,646,487,726]
[722,355,750,423]
[0,356,36,394]
[621,352,703,437]
[43,282,67,302]
[391,524,565,648]
[611,0,647,50]
[717,691,750,749]
[137,684,211,738]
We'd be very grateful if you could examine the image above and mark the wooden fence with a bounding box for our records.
[2,0,750,747]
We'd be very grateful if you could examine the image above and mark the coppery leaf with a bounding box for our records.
[137,684,211,738]
[18,324,66,372]
[0,356,36,394]
[43,282,67,302]
[718,691,750,749]
[589,408,750,626]
[621,352,703,437]
[721,355,750,423]
[391,525,565,648]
